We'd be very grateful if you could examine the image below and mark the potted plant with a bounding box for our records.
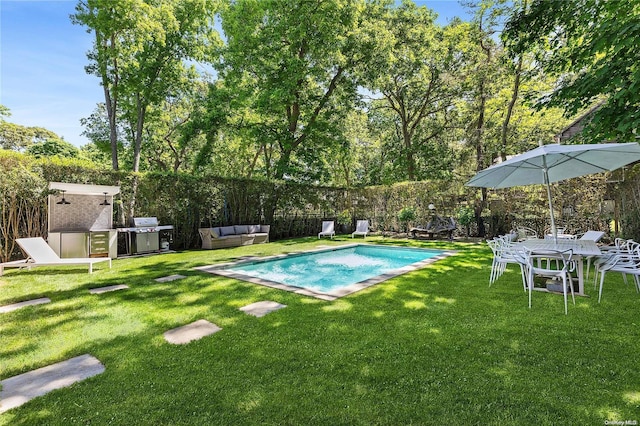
[397,206,416,234]
[457,206,475,237]
[337,209,352,233]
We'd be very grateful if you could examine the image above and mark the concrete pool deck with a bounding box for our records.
[195,243,457,300]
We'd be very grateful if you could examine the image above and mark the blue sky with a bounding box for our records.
[0,0,471,147]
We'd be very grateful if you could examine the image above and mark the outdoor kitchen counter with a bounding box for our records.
[48,230,117,259]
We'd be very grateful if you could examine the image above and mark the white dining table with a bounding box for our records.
[517,238,602,296]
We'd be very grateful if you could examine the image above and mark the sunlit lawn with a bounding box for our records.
[1,236,639,425]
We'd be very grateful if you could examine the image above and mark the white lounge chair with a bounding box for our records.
[0,237,111,276]
[352,220,369,238]
[318,221,335,239]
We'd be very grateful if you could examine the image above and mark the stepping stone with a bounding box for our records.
[163,319,221,345]
[0,354,105,413]
[0,297,51,314]
[89,284,129,294]
[240,301,287,318]
[155,274,186,283]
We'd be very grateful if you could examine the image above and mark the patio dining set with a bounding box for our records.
[488,227,640,314]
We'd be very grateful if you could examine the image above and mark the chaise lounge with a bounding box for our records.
[352,220,369,238]
[0,237,112,276]
[318,221,335,239]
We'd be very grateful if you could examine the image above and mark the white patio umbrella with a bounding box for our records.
[465,142,640,241]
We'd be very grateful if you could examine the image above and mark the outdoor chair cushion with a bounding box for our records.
[235,225,249,234]
[220,226,236,236]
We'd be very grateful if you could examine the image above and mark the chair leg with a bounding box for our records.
[563,275,568,315]
[528,269,533,309]
[489,259,497,286]
[598,270,607,303]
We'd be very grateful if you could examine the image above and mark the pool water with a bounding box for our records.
[223,244,447,297]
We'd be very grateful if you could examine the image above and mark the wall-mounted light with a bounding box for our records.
[56,190,71,205]
[99,192,110,206]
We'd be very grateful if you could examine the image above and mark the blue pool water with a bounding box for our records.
[225,244,445,295]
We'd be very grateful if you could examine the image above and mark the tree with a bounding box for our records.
[503,0,640,142]
[0,105,61,151]
[218,0,392,182]
[26,138,80,159]
[364,1,461,181]
[73,0,222,172]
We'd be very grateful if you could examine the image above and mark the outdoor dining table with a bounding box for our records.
[516,238,602,296]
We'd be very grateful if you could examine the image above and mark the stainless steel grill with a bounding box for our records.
[118,217,173,255]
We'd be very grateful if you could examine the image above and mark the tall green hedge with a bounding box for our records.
[1,149,632,262]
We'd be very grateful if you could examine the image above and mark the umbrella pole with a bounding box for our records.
[542,161,558,243]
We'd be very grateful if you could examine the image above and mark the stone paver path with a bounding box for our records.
[0,297,51,314]
[163,319,221,344]
[0,354,105,413]
[240,301,287,317]
[155,274,186,283]
[89,284,129,294]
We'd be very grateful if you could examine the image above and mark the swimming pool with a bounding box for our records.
[197,244,454,300]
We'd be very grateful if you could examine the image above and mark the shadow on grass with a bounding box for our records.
[2,238,639,424]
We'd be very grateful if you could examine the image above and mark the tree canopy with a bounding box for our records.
[503,0,640,142]
[8,0,636,198]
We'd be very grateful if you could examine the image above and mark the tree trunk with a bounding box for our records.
[500,55,523,161]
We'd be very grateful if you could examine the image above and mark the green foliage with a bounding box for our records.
[0,151,48,261]
[218,0,390,181]
[397,206,416,232]
[364,2,461,181]
[0,110,61,151]
[337,209,352,226]
[73,0,223,171]
[26,138,80,159]
[503,0,640,142]
[457,206,475,227]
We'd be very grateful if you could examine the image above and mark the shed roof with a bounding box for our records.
[48,182,120,196]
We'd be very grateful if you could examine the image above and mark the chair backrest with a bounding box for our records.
[528,249,574,273]
[16,237,62,263]
[579,230,605,242]
[356,220,369,232]
[321,221,334,233]
[487,239,500,255]
[516,226,537,241]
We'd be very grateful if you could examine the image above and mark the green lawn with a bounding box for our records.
[1,236,639,425]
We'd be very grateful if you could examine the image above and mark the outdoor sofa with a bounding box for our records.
[198,225,270,249]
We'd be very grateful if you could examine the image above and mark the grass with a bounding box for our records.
[1,236,639,425]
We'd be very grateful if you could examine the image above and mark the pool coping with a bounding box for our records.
[194,243,457,301]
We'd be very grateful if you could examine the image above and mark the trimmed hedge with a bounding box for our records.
[1,149,633,261]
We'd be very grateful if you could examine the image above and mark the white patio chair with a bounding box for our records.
[0,237,111,276]
[592,238,637,289]
[515,226,537,241]
[318,221,335,239]
[526,249,576,315]
[576,230,605,280]
[487,237,528,291]
[351,220,369,238]
[595,245,640,302]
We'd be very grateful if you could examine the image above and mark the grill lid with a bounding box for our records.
[132,217,159,228]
